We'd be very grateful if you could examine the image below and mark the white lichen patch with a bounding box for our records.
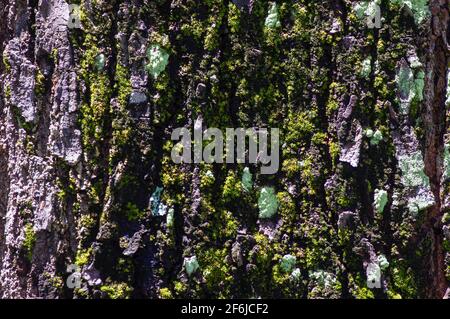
[366,262,381,286]
[398,151,435,215]
[361,57,372,78]
[407,192,435,215]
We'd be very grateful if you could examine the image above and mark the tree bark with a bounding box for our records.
[0,0,449,299]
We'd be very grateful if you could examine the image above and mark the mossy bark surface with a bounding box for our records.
[0,0,449,299]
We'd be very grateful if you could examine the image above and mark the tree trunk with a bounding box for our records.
[0,0,449,299]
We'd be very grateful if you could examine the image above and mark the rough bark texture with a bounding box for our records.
[0,0,449,299]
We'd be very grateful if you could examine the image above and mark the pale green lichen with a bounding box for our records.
[377,255,390,271]
[446,69,450,106]
[398,151,430,188]
[184,256,199,277]
[150,187,167,216]
[398,151,434,215]
[390,0,430,24]
[370,130,383,145]
[408,53,422,69]
[361,57,372,78]
[145,44,169,79]
[265,2,281,29]
[280,254,296,273]
[396,63,424,114]
[258,187,279,219]
[444,144,450,180]
[290,268,301,281]
[374,189,388,214]
[354,0,381,20]
[241,167,253,192]
[309,270,336,288]
[414,70,425,102]
[95,54,105,72]
[166,207,174,228]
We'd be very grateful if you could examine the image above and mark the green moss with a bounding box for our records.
[272,264,291,288]
[5,83,11,99]
[223,171,242,203]
[125,202,146,221]
[258,187,279,219]
[75,247,93,267]
[159,288,173,299]
[51,48,58,62]
[79,215,96,229]
[199,248,233,297]
[100,282,133,299]
[111,63,132,149]
[353,286,375,299]
[80,71,111,150]
[2,53,11,72]
[48,275,64,290]
[173,281,187,296]
[228,2,241,34]
[23,223,36,261]
[392,265,417,298]
[35,69,45,96]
